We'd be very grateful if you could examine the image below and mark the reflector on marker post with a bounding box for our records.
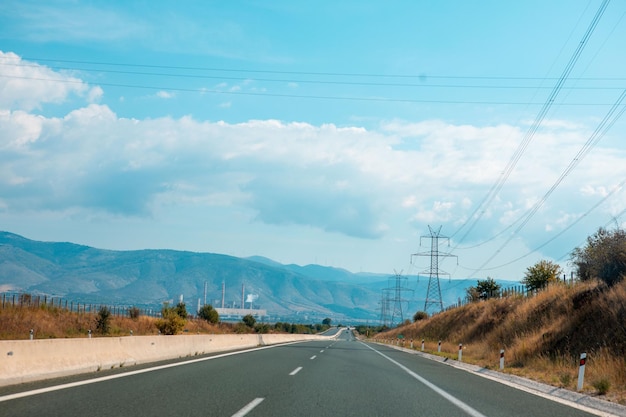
[577,352,587,391]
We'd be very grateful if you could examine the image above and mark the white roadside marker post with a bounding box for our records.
[421,339,425,351]
[577,352,587,391]
[438,340,441,353]
[500,349,505,370]
[458,343,463,362]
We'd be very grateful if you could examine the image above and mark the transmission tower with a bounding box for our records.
[411,226,457,314]
[380,270,413,327]
[379,289,391,327]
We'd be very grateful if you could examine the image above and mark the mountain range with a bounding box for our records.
[0,231,518,323]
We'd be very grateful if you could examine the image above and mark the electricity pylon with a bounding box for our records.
[388,270,413,327]
[411,226,457,314]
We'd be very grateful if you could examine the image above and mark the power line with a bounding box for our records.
[471,88,626,275]
[7,56,626,82]
[2,62,624,90]
[0,74,618,106]
[459,178,626,272]
[449,0,611,250]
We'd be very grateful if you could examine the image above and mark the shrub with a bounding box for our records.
[242,314,256,328]
[155,304,186,335]
[413,311,429,322]
[96,306,111,334]
[233,322,250,334]
[255,323,270,334]
[558,372,572,387]
[128,307,141,320]
[198,304,219,324]
[592,378,611,395]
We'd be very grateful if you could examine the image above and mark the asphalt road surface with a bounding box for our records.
[0,330,607,417]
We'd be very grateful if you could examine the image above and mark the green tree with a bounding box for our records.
[174,302,188,319]
[198,304,219,324]
[322,317,332,326]
[477,277,501,299]
[571,226,626,287]
[524,260,563,291]
[155,303,186,335]
[242,314,256,328]
[466,277,501,301]
[96,306,111,334]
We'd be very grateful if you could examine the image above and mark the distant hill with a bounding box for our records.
[0,231,518,322]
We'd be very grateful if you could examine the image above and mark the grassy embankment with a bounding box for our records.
[0,307,225,339]
[376,279,626,405]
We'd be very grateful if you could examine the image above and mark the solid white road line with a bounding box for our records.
[362,342,488,417]
[231,398,264,417]
[289,366,303,376]
[0,342,303,403]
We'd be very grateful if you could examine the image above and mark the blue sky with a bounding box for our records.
[1,0,625,282]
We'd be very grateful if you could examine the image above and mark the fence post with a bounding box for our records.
[500,349,505,370]
[458,343,463,362]
[577,352,587,391]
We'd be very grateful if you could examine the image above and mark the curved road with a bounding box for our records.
[0,330,609,416]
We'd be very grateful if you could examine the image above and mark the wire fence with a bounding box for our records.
[0,292,161,318]
[443,277,579,312]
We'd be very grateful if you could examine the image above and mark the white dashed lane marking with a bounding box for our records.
[289,367,303,376]
[231,398,264,417]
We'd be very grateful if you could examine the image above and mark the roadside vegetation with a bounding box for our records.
[0,300,333,339]
[373,226,626,404]
[0,302,225,339]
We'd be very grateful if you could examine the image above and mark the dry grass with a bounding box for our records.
[377,280,626,405]
[0,304,226,339]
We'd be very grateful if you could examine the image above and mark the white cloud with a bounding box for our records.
[0,104,620,242]
[1,68,625,247]
[156,91,175,99]
[87,86,104,103]
[0,51,90,111]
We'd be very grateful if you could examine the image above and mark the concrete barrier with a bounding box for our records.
[0,333,335,387]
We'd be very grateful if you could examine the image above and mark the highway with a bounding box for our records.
[0,330,606,417]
